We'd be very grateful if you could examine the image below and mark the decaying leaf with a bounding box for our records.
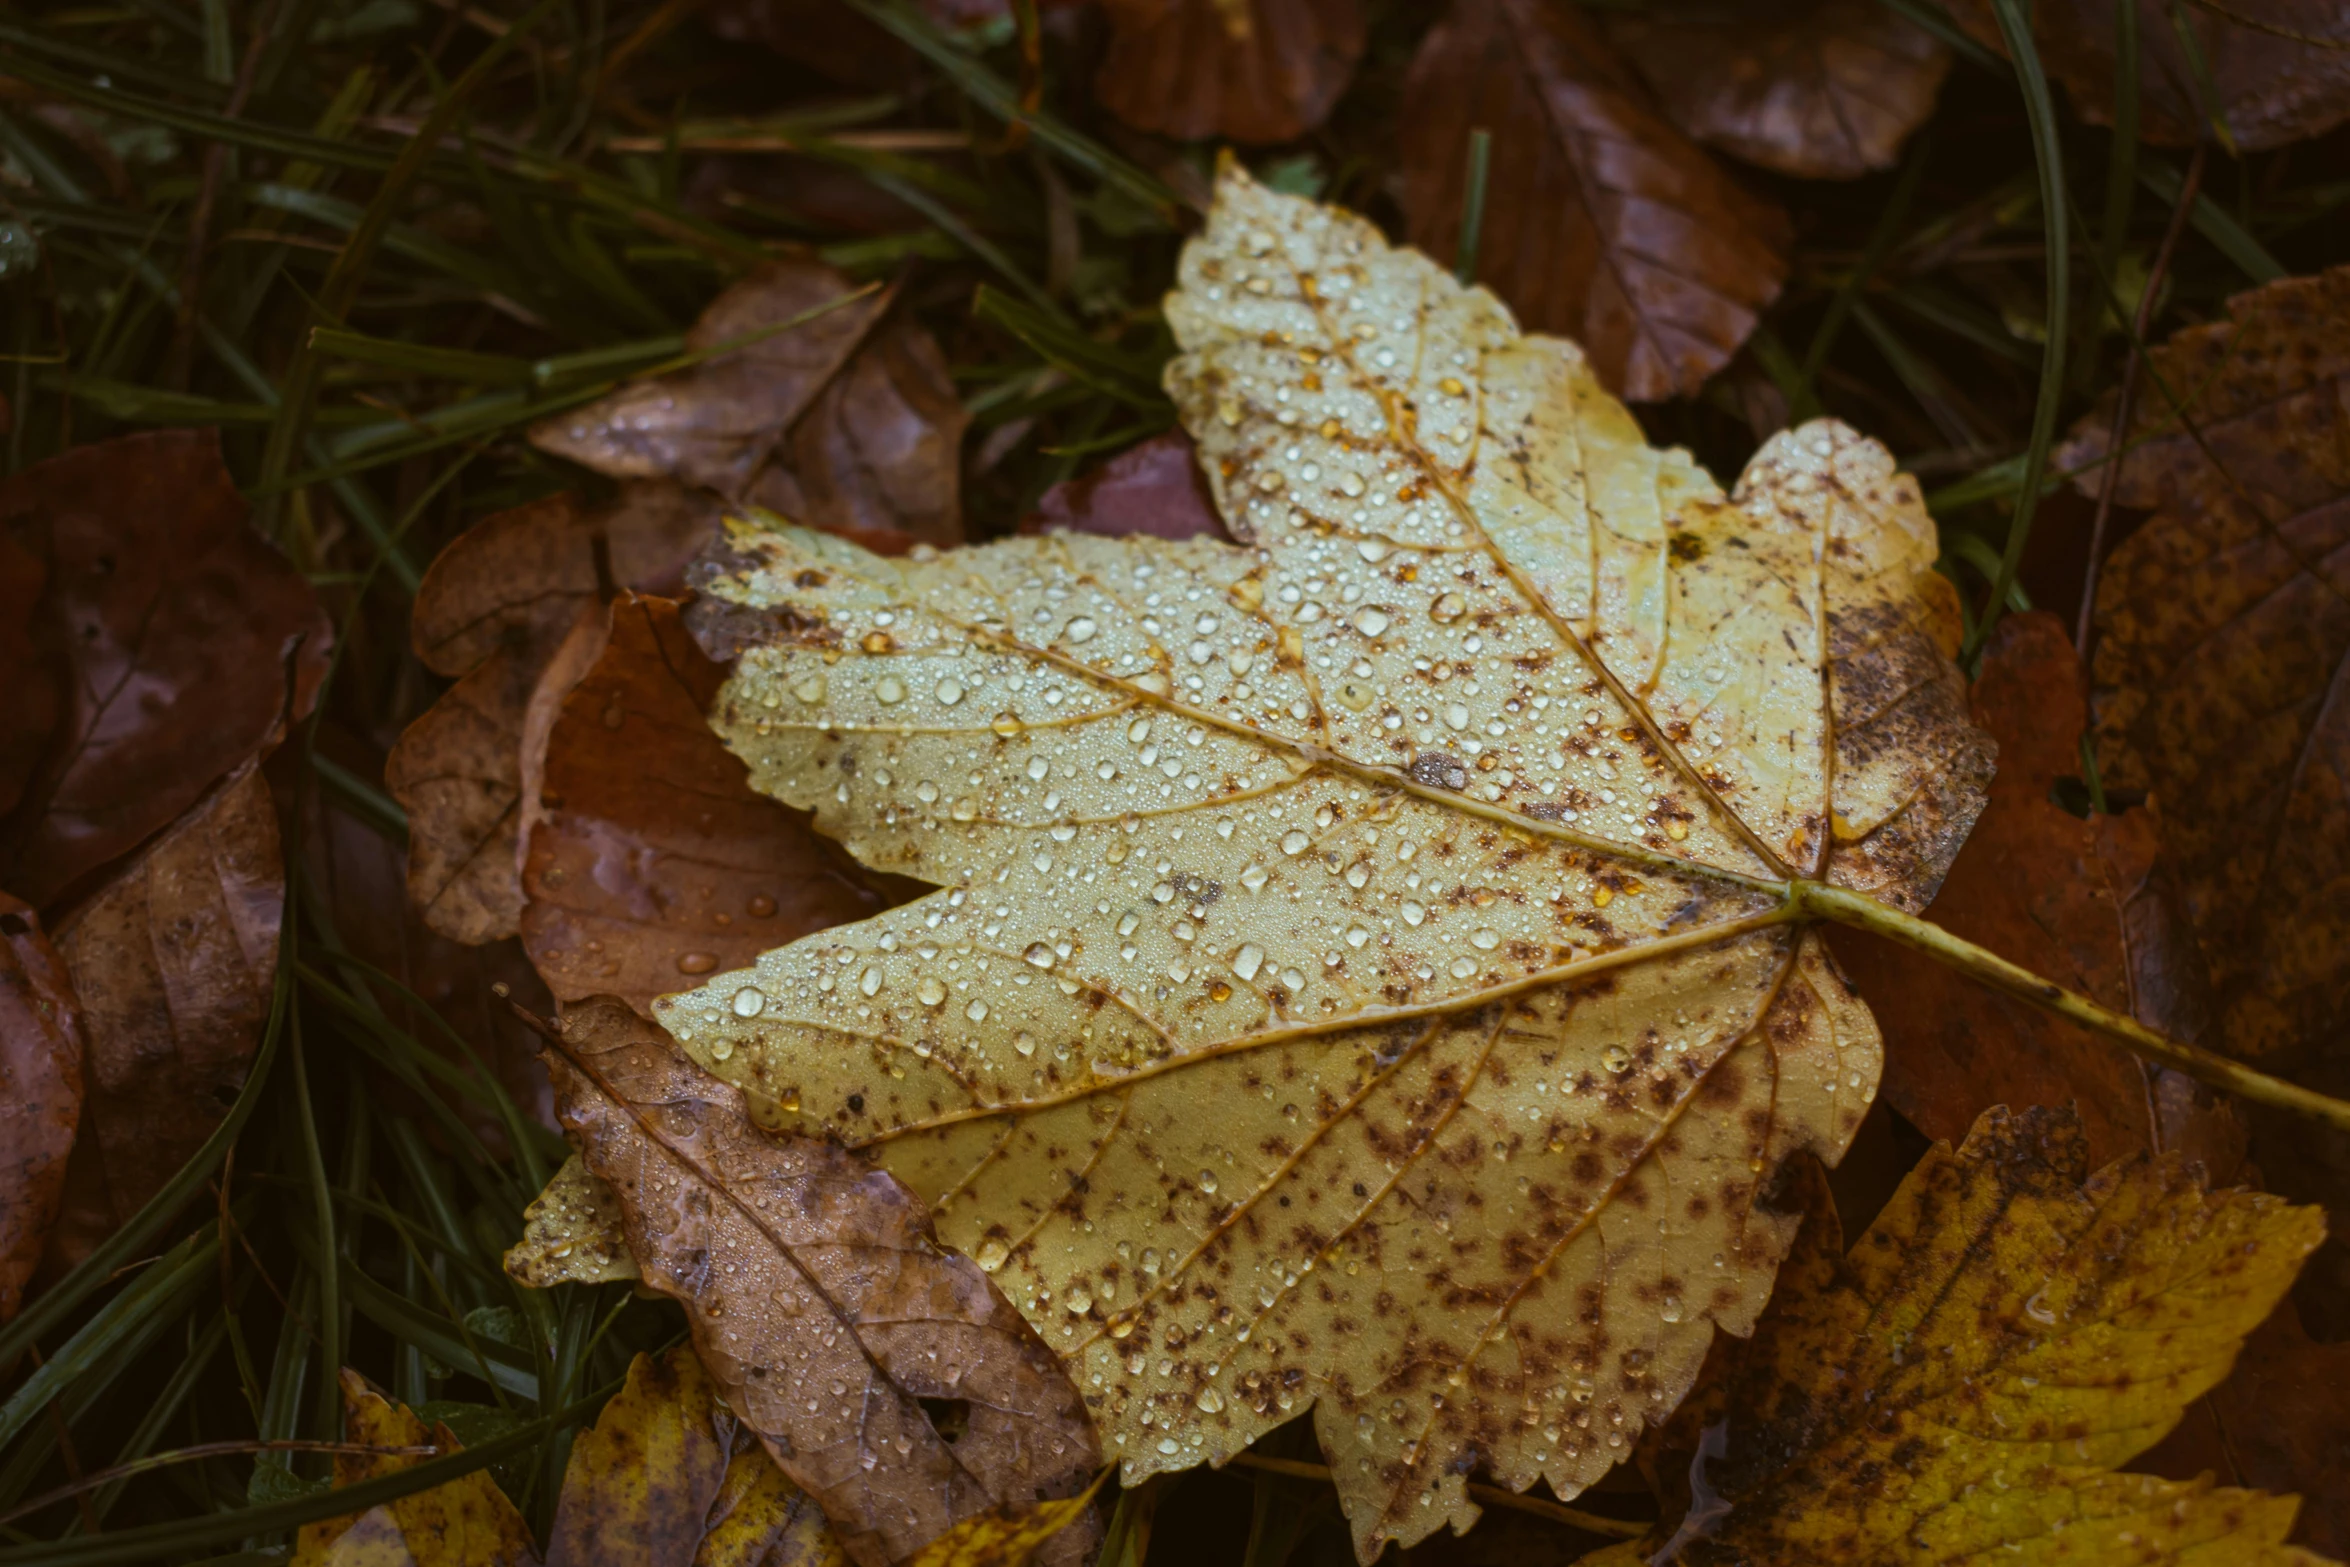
[389,484,722,944]
[1831,611,2243,1173]
[1586,1107,2333,1566]
[1023,433,1230,546]
[0,891,82,1322]
[0,429,329,911]
[1603,0,1950,180]
[540,166,1989,1559]
[53,762,280,1226]
[1943,0,2350,153]
[535,999,1100,1567]
[505,1152,637,1287]
[1398,0,1791,400]
[292,1369,536,1567]
[898,1471,1107,1567]
[546,1344,844,1567]
[530,266,966,550]
[1093,0,1366,145]
[516,593,899,1017]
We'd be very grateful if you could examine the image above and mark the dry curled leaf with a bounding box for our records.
[1589,1106,2333,1566]
[530,267,966,550]
[517,593,900,1017]
[1831,611,2243,1173]
[546,1344,844,1567]
[539,166,1989,1559]
[0,891,81,1322]
[1398,0,1791,400]
[1093,0,1366,145]
[535,999,1100,1567]
[0,429,329,912]
[389,484,722,944]
[292,1369,537,1567]
[1603,0,1950,180]
[1943,0,2350,153]
[1022,432,1230,545]
[53,762,280,1227]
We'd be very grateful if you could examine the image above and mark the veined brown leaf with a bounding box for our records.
[0,891,81,1321]
[538,164,1992,1559]
[1093,0,1366,146]
[1588,1107,2333,1566]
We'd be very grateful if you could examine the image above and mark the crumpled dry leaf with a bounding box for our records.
[530,267,966,550]
[546,1344,844,1567]
[292,1369,537,1567]
[1831,611,2243,1173]
[53,761,280,1226]
[1398,0,1791,400]
[2056,264,2350,1323]
[1943,0,2350,153]
[1588,1106,2333,1566]
[531,999,1100,1567]
[1022,432,1230,545]
[0,891,82,1322]
[517,593,899,1017]
[543,165,1989,1559]
[1603,0,1950,179]
[1093,0,1366,145]
[0,429,329,912]
[389,484,723,944]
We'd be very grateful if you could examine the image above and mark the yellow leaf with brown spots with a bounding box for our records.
[292,1370,536,1567]
[898,1472,1108,1567]
[1586,1107,2335,1566]
[523,163,1992,1561]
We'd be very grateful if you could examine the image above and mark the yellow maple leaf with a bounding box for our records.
[1582,1107,2334,1566]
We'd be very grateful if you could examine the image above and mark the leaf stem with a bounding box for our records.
[1791,881,2350,1134]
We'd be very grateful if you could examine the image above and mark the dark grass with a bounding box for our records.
[3,0,2349,1559]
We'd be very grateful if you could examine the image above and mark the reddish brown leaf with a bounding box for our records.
[1604,0,1951,179]
[0,430,330,911]
[0,891,82,1322]
[52,761,280,1225]
[1831,611,2245,1174]
[1397,0,1790,400]
[517,594,898,1017]
[1094,0,1366,145]
[1020,431,1230,544]
[0,531,60,822]
[1943,0,2350,152]
[538,998,1100,1567]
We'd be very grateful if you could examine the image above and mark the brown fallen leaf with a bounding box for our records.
[1603,0,1950,179]
[530,267,966,550]
[0,531,60,822]
[1942,0,2350,152]
[531,998,1100,1567]
[51,761,281,1226]
[0,891,82,1322]
[1020,431,1230,544]
[389,484,723,945]
[1093,0,1366,145]
[546,1343,843,1567]
[0,429,330,912]
[292,1369,537,1567]
[516,593,900,1017]
[1593,1107,2333,1566]
[1397,0,1791,400]
[1830,610,2245,1173]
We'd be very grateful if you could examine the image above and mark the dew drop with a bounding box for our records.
[1471,928,1501,950]
[1023,943,1056,970]
[677,952,718,975]
[917,977,947,1007]
[974,1238,1010,1272]
[1195,1387,1226,1413]
[1353,607,1391,637]
[792,675,828,705]
[934,677,966,707]
[860,966,883,997]
[731,986,766,1018]
[1430,592,1467,623]
[874,676,908,706]
[1401,900,1426,926]
[1281,830,1311,856]
[966,999,989,1022]
[1066,617,1099,644]
[1233,945,1266,981]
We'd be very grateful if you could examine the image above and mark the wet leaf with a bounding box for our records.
[1587,1107,2333,1567]
[0,429,329,912]
[0,891,82,1322]
[389,484,723,944]
[517,593,900,1017]
[1942,0,2350,152]
[898,1471,1108,1567]
[292,1368,537,1567]
[1398,0,1790,400]
[53,761,281,1226]
[1022,432,1231,545]
[1831,611,2244,1173]
[1603,0,1951,180]
[553,165,1989,1559]
[1094,0,1366,145]
[530,267,965,550]
[530,999,1100,1567]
